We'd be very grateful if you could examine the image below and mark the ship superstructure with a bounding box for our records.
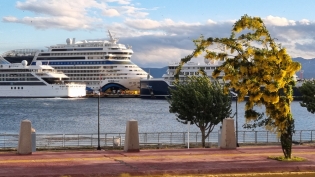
[30,31,151,93]
[2,49,39,65]
[162,59,225,85]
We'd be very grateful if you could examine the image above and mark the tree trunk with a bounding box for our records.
[280,120,294,159]
[200,127,206,148]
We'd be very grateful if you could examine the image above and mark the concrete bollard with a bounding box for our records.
[124,119,140,152]
[17,120,32,155]
[220,118,236,149]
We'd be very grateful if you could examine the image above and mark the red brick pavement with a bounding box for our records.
[0,145,315,177]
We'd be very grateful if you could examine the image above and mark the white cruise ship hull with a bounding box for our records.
[0,84,86,98]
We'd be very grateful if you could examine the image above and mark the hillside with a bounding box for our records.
[142,58,315,79]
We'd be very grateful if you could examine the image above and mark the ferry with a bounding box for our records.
[140,59,303,99]
[27,30,151,93]
[140,59,225,98]
[0,57,86,98]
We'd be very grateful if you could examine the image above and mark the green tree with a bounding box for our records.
[167,75,232,148]
[174,15,301,158]
[300,80,315,113]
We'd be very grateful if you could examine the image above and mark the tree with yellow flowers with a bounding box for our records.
[175,15,301,159]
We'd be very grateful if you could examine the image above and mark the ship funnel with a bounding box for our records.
[72,38,76,44]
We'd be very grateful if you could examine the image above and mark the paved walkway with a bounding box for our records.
[1,145,315,177]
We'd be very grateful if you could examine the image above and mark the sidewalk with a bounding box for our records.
[0,145,315,177]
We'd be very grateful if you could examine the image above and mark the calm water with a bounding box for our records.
[0,98,314,134]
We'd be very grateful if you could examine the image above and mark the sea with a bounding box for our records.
[0,98,314,134]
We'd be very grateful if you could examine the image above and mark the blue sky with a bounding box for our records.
[1,0,315,67]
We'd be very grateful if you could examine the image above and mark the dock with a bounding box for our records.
[84,94,140,98]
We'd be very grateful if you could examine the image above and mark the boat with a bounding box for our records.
[140,59,225,98]
[2,49,39,65]
[0,57,86,98]
[140,59,304,99]
[28,30,151,93]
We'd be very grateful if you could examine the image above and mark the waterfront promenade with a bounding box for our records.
[1,145,315,177]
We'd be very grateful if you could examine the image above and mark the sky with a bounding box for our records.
[0,0,315,68]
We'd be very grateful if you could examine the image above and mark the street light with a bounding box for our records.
[187,121,191,149]
[97,89,101,150]
[230,90,239,147]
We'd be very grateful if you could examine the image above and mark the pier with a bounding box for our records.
[84,93,140,98]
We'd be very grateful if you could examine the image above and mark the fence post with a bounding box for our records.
[255,131,257,144]
[105,133,107,147]
[243,131,245,143]
[183,132,185,145]
[267,131,269,143]
[300,130,303,144]
[91,134,93,147]
[63,134,65,147]
[145,133,147,143]
[158,133,160,143]
[196,132,198,146]
[170,132,172,145]
[312,131,313,142]
[78,134,79,146]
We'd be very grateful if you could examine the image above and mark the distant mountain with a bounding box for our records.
[292,57,315,79]
[142,58,315,79]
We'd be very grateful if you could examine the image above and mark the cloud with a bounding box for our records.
[120,6,149,18]
[4,16,102,30]
[15,0,104,18]
[2,2,315,67]
[105,0,131,5]
[264,15,296,26]
[207,19,217,25]
[2,0,149,30]
[102,9,120,17]
[132,46,193,67]
[2,16,18,22]
[295,41,315,52]
[299,19,311,25]
[124,18,160,29]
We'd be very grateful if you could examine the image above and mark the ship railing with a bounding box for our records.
[1,130,314,149]
[1,49,40,57]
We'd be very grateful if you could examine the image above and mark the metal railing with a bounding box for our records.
[1,130,314,149]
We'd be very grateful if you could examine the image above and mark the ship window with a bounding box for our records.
[18,87,20,89]
[190,72,194,75]
[14,87,16,89]
[11,87,13,89]
[21,87,23,89]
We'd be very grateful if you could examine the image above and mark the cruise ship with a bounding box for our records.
[28,31,151,93]
[140,59,303,99]
[0,57,86,98]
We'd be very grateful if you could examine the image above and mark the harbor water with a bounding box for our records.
[0,98,314,134]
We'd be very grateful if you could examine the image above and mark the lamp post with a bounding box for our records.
[97,89,101,150]
[187,121,191,149]
[230,91,239,147]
